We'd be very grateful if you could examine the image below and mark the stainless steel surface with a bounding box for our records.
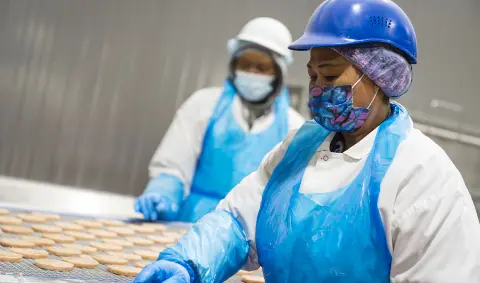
[0,0,479,195]
[0,176,137,218]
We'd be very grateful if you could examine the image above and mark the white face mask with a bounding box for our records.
[234,70,275,102]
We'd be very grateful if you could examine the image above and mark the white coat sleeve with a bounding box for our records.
[390,151,480,282]
[217,130,297,270]
[148,88,221,195]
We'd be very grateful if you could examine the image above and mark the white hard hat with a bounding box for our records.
[229,17,293,64]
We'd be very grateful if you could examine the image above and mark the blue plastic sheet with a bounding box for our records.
[158,210,249,283]
[177,80,289,222]
[145,173,184,202]
[256,103,412,282]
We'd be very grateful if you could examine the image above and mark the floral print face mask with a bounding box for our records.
[309,74,378,132]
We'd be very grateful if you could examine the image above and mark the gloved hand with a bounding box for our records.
[135,174,184,221]
[134,193,179,221]
[134,260,191,283]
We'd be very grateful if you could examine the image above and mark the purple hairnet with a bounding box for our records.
[333,46,412,98]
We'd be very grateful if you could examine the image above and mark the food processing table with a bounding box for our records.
[0,176,263,283]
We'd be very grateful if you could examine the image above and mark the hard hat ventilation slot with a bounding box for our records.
[369,16,393,28]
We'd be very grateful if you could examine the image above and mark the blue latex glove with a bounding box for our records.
[134,193,179,221]
[158,210,249,282]
[135,174,184,221]
[134,260,191,283]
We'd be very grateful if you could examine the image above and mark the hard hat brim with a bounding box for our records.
[289,33,417,64]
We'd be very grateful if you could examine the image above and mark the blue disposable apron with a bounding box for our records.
[177,80,290,222]
[256,103,412,282]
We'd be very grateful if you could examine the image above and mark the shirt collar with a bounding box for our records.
[343,128,378,160]
[316,128,378,160]
[318,132,336,151]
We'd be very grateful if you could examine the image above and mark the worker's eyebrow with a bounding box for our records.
[307,61,342,69]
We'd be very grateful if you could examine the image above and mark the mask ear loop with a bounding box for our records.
[366,87,379,109]
[352,74,365,88]
[351,74,365,108]
[351,74,379,109]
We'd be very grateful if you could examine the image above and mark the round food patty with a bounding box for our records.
[35,259,74,271]
[108,265,142,277]
[0,250,23,262]
[11,248,48,259]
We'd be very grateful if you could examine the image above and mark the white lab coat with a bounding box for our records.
[218,125,480,282]
[149,87,305,196]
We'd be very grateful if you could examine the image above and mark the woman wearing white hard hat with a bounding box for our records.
[134,1,480,283]
[134,17,305,223]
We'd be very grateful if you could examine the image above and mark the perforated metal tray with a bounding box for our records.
[0,208,256,283]
[0,208,168,282]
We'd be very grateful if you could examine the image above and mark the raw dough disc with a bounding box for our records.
[97,219,124,226]
[35,259,74,271]
[102,238,134,248]
[108,265,142,277]
[126,237,154,246]
[79,254,94,259]
[237,270,254,275]
[0,238,35,248]
[63,256,99,268]
[31,212,61,221]
[89,241,122,252]
[141,223,167,232]
[1,225,33,235]
[149,246,166,254]
[54,222,83,231]
[74,219,103,229]
[62,243,97,254]
[46,246,82,257]
[0,250,23,262]
[163,231,182,240]
[135,261,150,268]
[0,209,9,216]
[106,226,135,236]
[17,213,47,223]
[134,250,158,261]
[92,254,127,265]
[88,229,117,238]
[21,236,55,247]
[43,233,75,243]
[241,275,265,283]
[0,216,22,225]
[64,231,95,240]
[11,248,48,259]
[32,224,62,233]
[129,225,156,234]
[146,235,176,245]
[107,251,142,261]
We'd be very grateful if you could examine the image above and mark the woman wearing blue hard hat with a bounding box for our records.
[134,1,480,282]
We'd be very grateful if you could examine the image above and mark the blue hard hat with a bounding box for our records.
[289,0,417,64]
